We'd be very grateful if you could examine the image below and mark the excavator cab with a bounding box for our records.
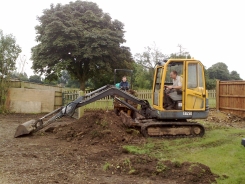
[152,59,208,116]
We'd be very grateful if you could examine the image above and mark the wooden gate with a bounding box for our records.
[216,80,245,118]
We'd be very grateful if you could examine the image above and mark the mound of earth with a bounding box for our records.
[206,109,245,128]
[108,155,218,184]
[52,110,143,145]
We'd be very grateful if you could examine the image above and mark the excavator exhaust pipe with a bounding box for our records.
[14,119,38,138]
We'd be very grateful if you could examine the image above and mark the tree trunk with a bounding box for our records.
[79,79,85,91]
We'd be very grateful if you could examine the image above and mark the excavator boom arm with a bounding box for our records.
[14,85,150,138]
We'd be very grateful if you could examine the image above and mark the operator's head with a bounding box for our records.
[122,76,127,82]
[170,71,177,79]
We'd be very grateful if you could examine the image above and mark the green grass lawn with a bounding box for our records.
[123,123,245,184]
[209,98,216,108]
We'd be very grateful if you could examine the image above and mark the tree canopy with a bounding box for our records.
[29,75,42,83]
[0,30,21,78]
[135,44,166,69]
[133,44,167,89]
[207,62,242,81]
[204,62,242,89]
[229,70,242,80]
[169,44,191,59]
[0,30,21,112]
[31,0,134,90]
[207,62,230,81]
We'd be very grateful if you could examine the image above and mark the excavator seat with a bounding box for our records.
[168,91,182,110]
[168,91,182,101]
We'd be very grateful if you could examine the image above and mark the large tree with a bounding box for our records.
[207,62,230,81]
[0,30,21,112]
[0,30,21,78]
[31,1,133,90]
[135,43,166,70]
[205,62,242,89]
[133,62,152,89]
[204,68,216,90]
[230,70,242,80]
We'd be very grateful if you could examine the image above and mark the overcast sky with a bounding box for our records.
[0,0,244,79]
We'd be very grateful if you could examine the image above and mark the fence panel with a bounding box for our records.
[136,90,152,100]
[61,90,154,111]
[216,80,245,118]
[84,91,113,111]
[62,91,79,106]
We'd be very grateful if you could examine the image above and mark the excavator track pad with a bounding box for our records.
[140,121,205,138]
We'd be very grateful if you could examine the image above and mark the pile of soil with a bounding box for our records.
[206,109,245,128]
[52,110,144,145]
[108,155,218,184]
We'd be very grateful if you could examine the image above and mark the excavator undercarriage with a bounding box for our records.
[14,85,206,138]
[119,110,205,138]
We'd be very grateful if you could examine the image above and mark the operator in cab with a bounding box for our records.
[164,71,182,110]
[119,76,129,90]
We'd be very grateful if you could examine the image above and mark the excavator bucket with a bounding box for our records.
[14,107,64,138]
[14,119,37,138]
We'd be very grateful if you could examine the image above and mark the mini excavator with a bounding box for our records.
[14,59,209,138]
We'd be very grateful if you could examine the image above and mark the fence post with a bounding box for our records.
[78,90,84,118]
[216,80,220,111]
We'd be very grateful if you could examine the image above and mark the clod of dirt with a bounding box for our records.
[107,155,218,184]
[53,110,143,145]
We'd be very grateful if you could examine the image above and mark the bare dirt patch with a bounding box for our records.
[206,109,245,128]
[0,111,218,184]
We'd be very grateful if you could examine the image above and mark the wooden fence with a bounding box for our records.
[62,89,216,111]
[216,80,245,118]
[8,81,218,110]
[82,90,152,111]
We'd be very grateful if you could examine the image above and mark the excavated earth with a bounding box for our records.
[205,109,245,128]
[0,110,222,184]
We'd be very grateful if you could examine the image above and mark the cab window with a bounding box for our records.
[165,62,183,84]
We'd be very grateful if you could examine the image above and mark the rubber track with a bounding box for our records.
[140,121,205,138]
